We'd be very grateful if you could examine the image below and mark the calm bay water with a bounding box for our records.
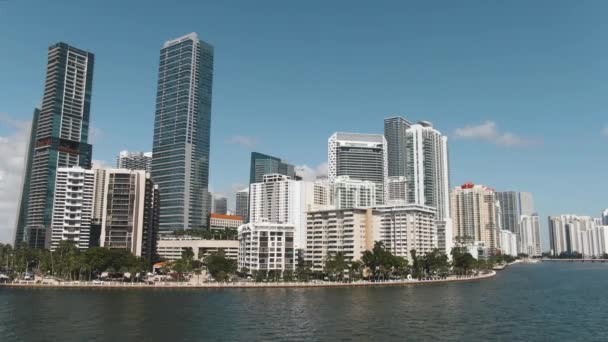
[1,262,607,341]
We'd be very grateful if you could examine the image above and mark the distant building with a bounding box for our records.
[213,196,228,215]
[499,229,518,256]
[151,33,213,231]
[548,215,601,257]
[451,183,499,252]
[603,209,608,225]
[249,152,295,184]
[238,222,295,274]
[209,214,243,231]
[157,235,238,261]
[328,132,387,204]
[384,116,411,178]
[519,214,541,256]
[496,191,536,234]
[50,167,95,250]
[15,42,94,249]
[100,169,159,260]
[331,176,376,209]
[235,188,249,222]
[116,151,152,172]
[249,174,328,249]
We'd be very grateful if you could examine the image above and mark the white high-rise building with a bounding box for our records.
[331,176,376,209]
[405,121,450,221]
[451,183,499,252]
[519,214,541,256]
[249,174,329,249]
[499,229,518,256]
[238,222,295,274]
[328,132,387,205]
[50,167,95,250]
[549,215,603,257]
[387,176,407,205]
[116,151,153,172]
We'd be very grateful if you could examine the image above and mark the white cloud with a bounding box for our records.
[226,135,258,148]
[453,121,537,147]
[0,113,31,244]
[602,125,608,137]
[295,162,328,181]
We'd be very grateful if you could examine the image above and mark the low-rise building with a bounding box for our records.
[157,235,239,261]
[238,222,295,274]
[209,214,243,231]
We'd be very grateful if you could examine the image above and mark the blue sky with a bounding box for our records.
[0,0,607,247]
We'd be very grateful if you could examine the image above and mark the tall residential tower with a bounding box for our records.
[151,33,214,231]
[15,43,94,248]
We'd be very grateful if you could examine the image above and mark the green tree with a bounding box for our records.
[204,250,237,282]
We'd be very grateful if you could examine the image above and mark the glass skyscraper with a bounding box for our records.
[14,43,94,248]
[249,152,295,184]
[151,33,214,231]
[384,116,411,178]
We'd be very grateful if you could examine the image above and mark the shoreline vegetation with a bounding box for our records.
[0,240,524,290]
[0,270,497,289]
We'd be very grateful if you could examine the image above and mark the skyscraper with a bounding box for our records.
[328,132,387,204]
[519,214,541,256]
[451,183,499,251]
[602,209,608,225]
[249,152,295,184]
[151,33,214,231]
[15,43,95,248]
[213,196,228,215]
[384,116,411,178]
[116,151,152,172]
[405,121,450,220]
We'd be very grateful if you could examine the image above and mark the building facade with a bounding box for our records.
[499,229,518,256]
[519,214,541,256]
[157,235,238,261]
[100,169,159,260]
[235,188,249,222]
[212,196,228,215]
[328,132,387,205]
[50,167,95,250]
[249,152,295,184]
[387,176,407,204]
[237,222,295,274]
[384,116,411,178]
[209,213,243,230]
[151,32,213,231]
[306,208,376,271]
[116,151,152,172]
[548,215,600,257]
[496,191,536,234]
[451,183,499,252]
[15,43,94,248]
[331,176,377,209]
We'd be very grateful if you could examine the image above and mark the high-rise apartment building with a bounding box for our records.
[151,32,213,231]
[235,188,249,222]
[387,176,407,204]
[384,117,411,178]
[238,222,295,274]
[116,151,152,172]
[50,167,95,250]
[249,152,295,184]
[451,183,499,251]
[548,215,600,257]
[100,169,159,260]
[15,43,95,248]
[328,132,387,205]
[495,191,536,234]
[14,109,39,245]
[375,205,437,259]
[405,121,450,220]
[519,214,541,256]
[249,174,328,249]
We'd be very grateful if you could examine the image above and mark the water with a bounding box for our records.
[1,262,607,341]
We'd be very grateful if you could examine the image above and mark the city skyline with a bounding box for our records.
[1,1,608,248]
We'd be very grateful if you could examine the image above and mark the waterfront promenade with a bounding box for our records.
[0,271,495,290]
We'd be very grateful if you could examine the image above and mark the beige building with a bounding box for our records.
[450,183,498,251]
[209,213,243,230]
[157,236,239,261]
[306,205,437,271]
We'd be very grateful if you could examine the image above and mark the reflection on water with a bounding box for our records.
[1,263,608,341]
